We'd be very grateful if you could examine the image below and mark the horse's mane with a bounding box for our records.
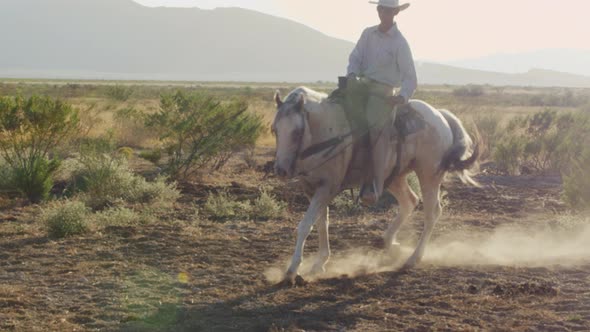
[284,87,327,105]
[282,87,329,116]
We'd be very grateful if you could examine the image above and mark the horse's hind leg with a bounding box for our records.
[384,173,419,250]
[404,173,443,269]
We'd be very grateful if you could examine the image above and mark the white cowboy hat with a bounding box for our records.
[369,0,410,11]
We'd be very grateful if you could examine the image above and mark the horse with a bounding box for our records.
[271,86,479,285]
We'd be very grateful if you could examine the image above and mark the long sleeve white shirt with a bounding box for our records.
[347,23,418,102]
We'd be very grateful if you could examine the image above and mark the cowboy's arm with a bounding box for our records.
[396,37,418,103]
[347,29,368,77]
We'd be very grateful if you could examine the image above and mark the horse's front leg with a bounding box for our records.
[285,187,331,284]
[310,206,330,275]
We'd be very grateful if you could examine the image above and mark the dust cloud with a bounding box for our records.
[425,221,590,267]
[265,217,590,283]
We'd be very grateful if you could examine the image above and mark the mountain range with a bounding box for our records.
[1,0,589,87]
[446,49,590,78]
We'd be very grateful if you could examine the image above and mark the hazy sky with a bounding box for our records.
[133,0,590,61]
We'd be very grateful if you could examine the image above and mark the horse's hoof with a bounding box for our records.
[310,264,326,277]
[275,274,307,288]
[294,275,308,287]
[401,257,420,271]
[385,241,401,252]
[372,237,385,249]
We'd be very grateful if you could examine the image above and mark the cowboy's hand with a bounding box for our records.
[388,95,406,107]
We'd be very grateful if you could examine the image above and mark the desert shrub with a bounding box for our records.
[552,112,590,172]
[242,148,257,169]
[407,172,422,198]
[203,190,251,221]
[67,154,180,210]
[78,133,117,156]
[0,158,13,192]
[105,84,134,101]
[493,136,526,175]
[0,95,79,202]
[453,85,485,97]
[117,147,134,160]
[529,89,588,108]
[43,200,90,238]
[562,139,590,211]
[112,107,155,148]
[490,110,588,175]
[332,190,363,215]
[472,113,504,160]
[251,189,285,220]
[95,207,142,226]
[11,156,61,203]
[139,149,162,164]
[145,91,264,179]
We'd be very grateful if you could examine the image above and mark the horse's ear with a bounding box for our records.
[274,90,283,108]
[295,94,305,112]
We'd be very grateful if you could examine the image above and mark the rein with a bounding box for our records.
[299,131,354,160]
[289,110,307,175]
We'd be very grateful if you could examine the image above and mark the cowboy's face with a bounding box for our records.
[377,5,399,22]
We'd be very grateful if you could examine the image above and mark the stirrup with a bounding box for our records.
[372,180,379,202]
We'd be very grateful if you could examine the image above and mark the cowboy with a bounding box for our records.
[346,0,418,205]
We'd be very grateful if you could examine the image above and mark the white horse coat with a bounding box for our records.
[272,87,479,284]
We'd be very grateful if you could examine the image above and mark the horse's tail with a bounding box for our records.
[438,109,481,187]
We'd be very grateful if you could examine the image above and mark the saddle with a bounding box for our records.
[328,86,426,183]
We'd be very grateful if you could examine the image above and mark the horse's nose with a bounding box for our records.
[275,165,287,177]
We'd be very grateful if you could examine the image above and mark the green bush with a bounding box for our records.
[0,158,13,192]
[105,85,134,101]
[251,189,285,220]
[332,190,363,215]
[491,110,587,174]
[67,154,180,210]
[117,147,134,160]
[145,91,264,179]
[78,134,117,156]
[203,190,251,221]
[472,113,503,160]
[95,207,142,226]
[202,189,286,221]
[494,136,526,175]
[453,85,485,97]
[11,156,61,203]
[112,107,155,148]
[139,149,162,164]
[562,144,590,211]
[44,200,90,238]
[0,95,79,203]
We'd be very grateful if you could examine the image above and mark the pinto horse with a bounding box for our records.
[271,86,479,284]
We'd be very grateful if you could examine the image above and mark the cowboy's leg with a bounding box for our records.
[366,91,397,200]
[344,77,369,136]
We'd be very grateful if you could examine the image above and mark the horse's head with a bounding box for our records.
[271,89,311,179]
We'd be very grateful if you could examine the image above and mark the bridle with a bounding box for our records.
[289,109,307,176]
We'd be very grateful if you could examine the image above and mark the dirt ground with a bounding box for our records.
[1,149,589,332]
